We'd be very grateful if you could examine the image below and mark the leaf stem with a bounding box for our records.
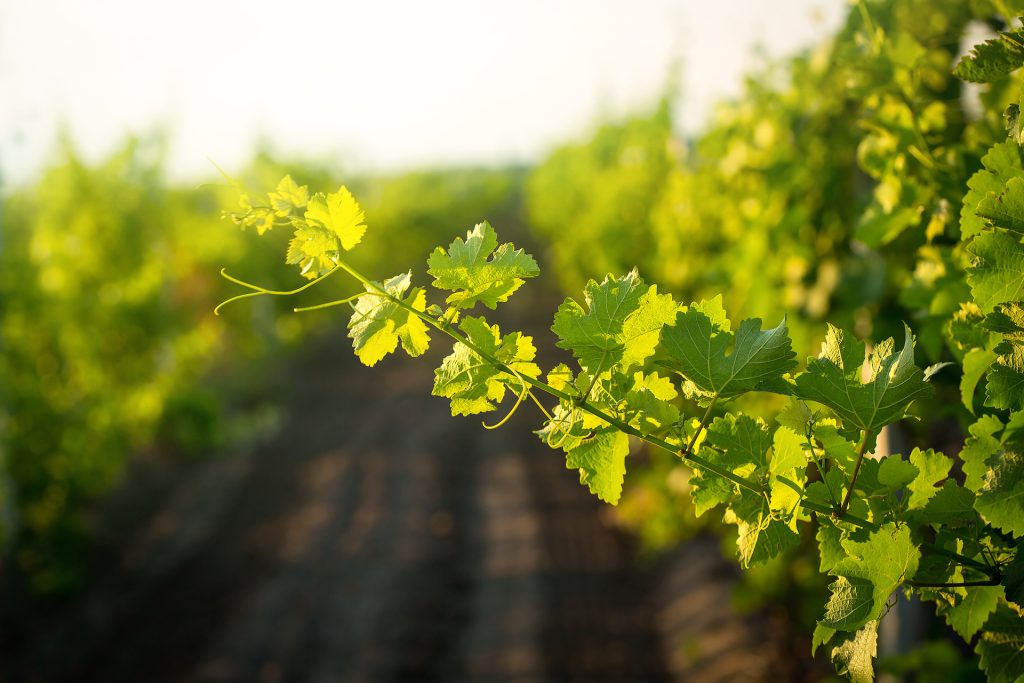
[805,425,840,508]
[839,431,870,515]
[686,398,718,455]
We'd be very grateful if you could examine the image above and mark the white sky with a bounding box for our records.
[0,0,846,186]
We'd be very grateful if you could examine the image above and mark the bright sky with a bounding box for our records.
[0,0,846,185]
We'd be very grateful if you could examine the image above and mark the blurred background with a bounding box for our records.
[0,0,1012,680]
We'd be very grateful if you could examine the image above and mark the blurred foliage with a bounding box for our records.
[526,0,1024,670]
[0,139,521,593]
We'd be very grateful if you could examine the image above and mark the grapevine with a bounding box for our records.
[217,10,1024,683]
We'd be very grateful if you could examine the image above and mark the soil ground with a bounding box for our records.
[0,329,799,683]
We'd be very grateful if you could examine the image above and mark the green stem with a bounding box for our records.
[798,499,880,531]
[686,398,718,456]
[920,542,1001,577]
[805,426,840,508]
[796,499,1000,579]
[905,578,1001,588]
[331,257,997,584]
[333,258,765,495]
[839,431,870,515]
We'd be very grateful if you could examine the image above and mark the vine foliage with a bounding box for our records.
[218,22,1024,683]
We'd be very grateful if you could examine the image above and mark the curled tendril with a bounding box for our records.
[545,405,592,449]
[482,376,530,430]
[214,266,340,315]
[528,391,554,421]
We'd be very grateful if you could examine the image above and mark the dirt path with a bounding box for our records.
[1,333,796,682]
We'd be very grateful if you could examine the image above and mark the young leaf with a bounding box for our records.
[432,316,540,416]
[726,488,800,567]
[905,448,952,511]
[793,325,931,442]
[564,430,631,505]
[689,468,736,517]
[823,524,920,631]
[268,174,309,217]
[961,414,1006,492]
[304,186,367,250]
[287,185,367,278]
[348,272,430,367]
[552,270,677,375]
[657,306,796,401]
[426,221,539,310]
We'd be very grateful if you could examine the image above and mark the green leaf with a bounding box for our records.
[565,431,631,505]
[986,302,1024,338]
[830,620,878,683]
[984,306,1024,411]
[877,455,918,490]
[267,174,309,216]
[949,302,994,353]
[962,348,999,414]
[704,414,771,475]
[954,27,1024,83]
[769,426,806,516]
[961,142,1024,240]
[657,306,796,401]
[824,575,875,631]
[689,468,736,517]
[1003,553,1024,608]
[823,524,920,631]
[305,185,366,251]
[726,488,800,568]
[938,585,1004,641]
[285,185,367,278]
[546,363,574,392]
[975,448,1024,538]
[979,176,1024,235]
[347,272,430,367]
[988,344,1024,412]
[967,230,1024,313]
[793,325,932,442]
[426,221,540,310]
[432,316,540,416]
[905,448,952,511]
[814,423,859,474]
[552,270,677,375]
[812,621,836,656]
[1008,99,1024,145]
[962,415,1006,493]
[976,603,1024,683]
[777,397,814,434]
[911,480,978,526]
[817,519,846,573]
[624,371,680,434]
